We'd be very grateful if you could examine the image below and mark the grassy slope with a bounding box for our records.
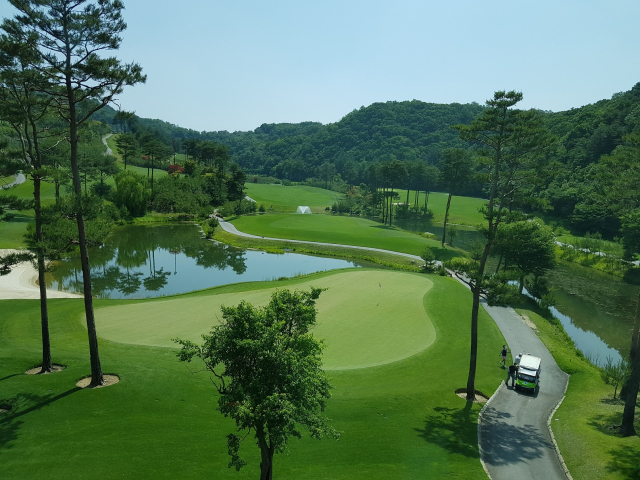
[229,213,465,262]
[399,190,486,226]
[244,183,344,212]
[0,136,169,249]
[0,270,505,479]
[106,134,168,180]
[515,305,640,480]
[245,183,486,226]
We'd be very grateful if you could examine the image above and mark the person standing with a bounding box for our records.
[514,353,523,366]
[500,345,508,366]
[507,362,518,387]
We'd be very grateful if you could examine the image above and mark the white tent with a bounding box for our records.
[296,206,312,214]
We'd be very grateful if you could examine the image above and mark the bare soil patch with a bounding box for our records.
[455,388,489,403]
[520,314,538,332]
[25,364,66,375]
[76,374,120,389]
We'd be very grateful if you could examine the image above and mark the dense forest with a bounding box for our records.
[95,82,640,240]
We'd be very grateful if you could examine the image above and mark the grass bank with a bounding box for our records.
[226,214,466,262]
[0,269,505,479]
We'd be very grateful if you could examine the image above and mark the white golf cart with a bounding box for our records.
[514,354,541,393]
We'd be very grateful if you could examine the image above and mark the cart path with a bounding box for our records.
[217,218,426,264]
[479,303,570,480]
[218,218,571,480]
[102,133,113,155]
[1,172,26,189]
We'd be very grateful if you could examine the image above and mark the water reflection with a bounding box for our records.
[47,224,359,299]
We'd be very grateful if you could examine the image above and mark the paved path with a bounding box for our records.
[218,218,571,479]
[217,218,425,264]
[102,133,113,155]
[1,172,26,189]
[479,303,570,480]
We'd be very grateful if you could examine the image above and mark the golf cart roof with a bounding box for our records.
[519,354,541,371]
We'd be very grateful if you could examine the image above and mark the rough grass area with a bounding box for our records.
[0,270,505,479]
[515,304,640,480]
[229,213,466,262]
[244,183,343,212]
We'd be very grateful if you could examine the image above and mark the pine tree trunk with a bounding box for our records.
[34,176,52,373]
[466,241,492,401]
[620,290,640,436]
[442,192,453,246]
[67,77,104,387]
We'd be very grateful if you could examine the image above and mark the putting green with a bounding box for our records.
[94,270,436,370]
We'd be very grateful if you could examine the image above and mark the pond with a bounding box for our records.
[389,216,637,365]
[543,262,637,365]
[46,221,638,366]
[46,224,363,299]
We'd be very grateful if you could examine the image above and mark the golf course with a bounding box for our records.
[0,260,507,479]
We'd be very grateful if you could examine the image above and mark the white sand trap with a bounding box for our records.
[0,249,82,300]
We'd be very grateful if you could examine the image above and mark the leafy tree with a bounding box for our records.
[420,248,438,273]
[451,91,554,401]
[115,132,138,170]
[440,148,475,246]
[174,288,340,480]
[227,162,247,214]
[113,170,150,216]
[492,220,556,293]
[3,0,146,386]
[601,357,630,400]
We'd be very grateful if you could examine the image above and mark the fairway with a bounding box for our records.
[244,183,343,212]
[95,270,436,369]
[229,213,468,261]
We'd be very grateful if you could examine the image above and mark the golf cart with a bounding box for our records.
[515,354,541,393]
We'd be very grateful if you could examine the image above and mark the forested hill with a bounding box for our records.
[96,100,484,182]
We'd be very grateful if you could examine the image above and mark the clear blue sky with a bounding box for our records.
[3,0,640,132]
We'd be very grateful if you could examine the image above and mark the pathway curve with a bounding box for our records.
[217,218,425,264]
[217,218,571,480]
[1,172,26,189]
[102,133,113,155]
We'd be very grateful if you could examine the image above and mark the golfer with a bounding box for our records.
[500,345,508,366]
[507,363,518,387]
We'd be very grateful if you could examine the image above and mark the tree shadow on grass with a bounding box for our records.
[606,445,640,479]
[0,374,22,383]
[0,388,80,449]
[415,402,478,458]
[586,412,624,436]
[479,406,553,467]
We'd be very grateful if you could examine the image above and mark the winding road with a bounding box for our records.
[1,172,26,189]
[217,218,571,480]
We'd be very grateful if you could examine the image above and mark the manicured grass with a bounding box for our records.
[1,175,15,186]
[244,183,343,212]
[426,192,485,226]
[229,213,466,261]
[0,211,33,248]
[106,134,168,180]
[95,270,436,370]
[0,269,505,479]
[515,304,640,480]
